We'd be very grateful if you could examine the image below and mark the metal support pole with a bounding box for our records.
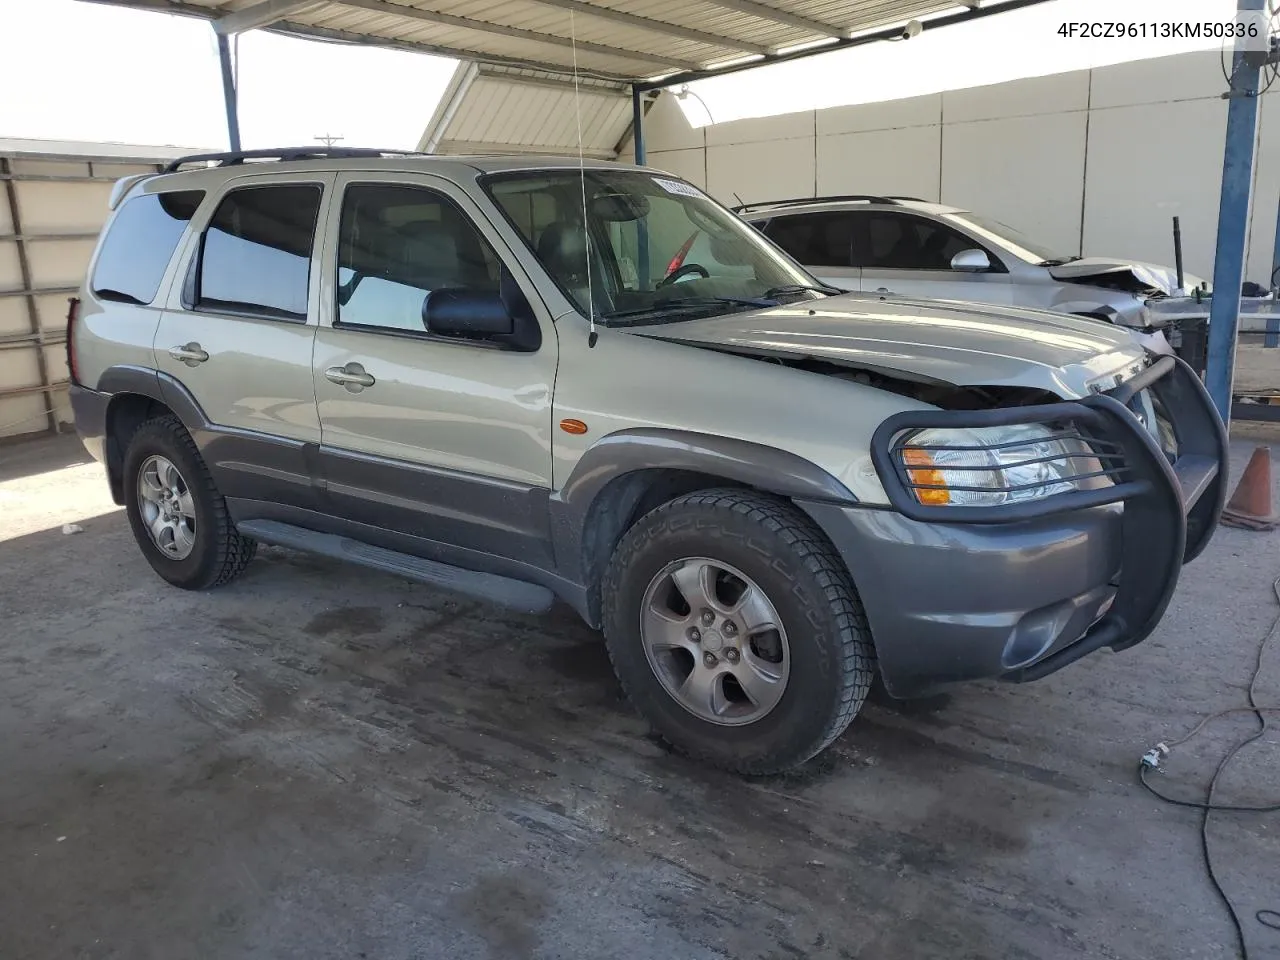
[1172,217,1185,293]
[631,85,650,286]
[1206,0,1266,422]
[217,31,242,152]
[631,84,646,165]
[1271,192,1280,293]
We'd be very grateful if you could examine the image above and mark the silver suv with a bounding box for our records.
[69,148,1226,774]
[738,196,1202,334]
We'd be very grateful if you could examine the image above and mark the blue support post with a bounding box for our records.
[217,31,242,152]
[1206,0,1267,422]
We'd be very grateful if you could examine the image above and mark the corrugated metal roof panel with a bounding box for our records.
[418,64,631,158]
[86,0,1046,82]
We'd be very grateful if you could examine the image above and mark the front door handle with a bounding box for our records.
[325,363,376,391]
[168,342,209,365]
[875,287,894,295]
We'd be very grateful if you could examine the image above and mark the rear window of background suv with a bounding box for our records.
[91,190,205,305]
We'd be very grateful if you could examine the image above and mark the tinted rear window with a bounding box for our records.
[197,184,322,321]
[762,213,853,267]
[91,190,204,304]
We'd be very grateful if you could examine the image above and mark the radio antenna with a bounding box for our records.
[569,9,598,348]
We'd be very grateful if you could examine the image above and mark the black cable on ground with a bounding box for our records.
[1138,576,1280,959]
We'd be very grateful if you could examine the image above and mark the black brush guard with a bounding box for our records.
[869,356,1228,681]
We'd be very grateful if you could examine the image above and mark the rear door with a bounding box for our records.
[152,172,332,509]
[757,212,859,291]
[310,172,558,567]
[853,211,1016,304]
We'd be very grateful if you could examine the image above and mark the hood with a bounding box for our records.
[1048,257,1205,296]
[629,293,1149,398]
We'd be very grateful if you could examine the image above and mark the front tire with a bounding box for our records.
[122,414,256,590]
[602,489,874,775]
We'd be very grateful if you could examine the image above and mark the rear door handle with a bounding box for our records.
[875,287,894,295]
[325,363,376,391]
[168,342,209,365]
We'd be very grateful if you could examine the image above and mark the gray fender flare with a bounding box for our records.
[548,427,857,588]
[95,364,211,430]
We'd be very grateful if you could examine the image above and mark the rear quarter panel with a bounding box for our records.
[73,177,198,390]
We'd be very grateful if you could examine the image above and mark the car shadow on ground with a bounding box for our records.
[0,431,95,484]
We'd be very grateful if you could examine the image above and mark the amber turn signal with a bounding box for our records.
[901,448,950,505]
[559,418,588,435]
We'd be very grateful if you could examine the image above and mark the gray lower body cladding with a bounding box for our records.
[70,383,109,463]
[800,501,1124,698]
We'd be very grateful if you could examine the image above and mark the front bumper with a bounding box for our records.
[801,356,1226,698]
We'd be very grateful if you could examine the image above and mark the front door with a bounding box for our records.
[311,173,558,567]
[152,173,332,508]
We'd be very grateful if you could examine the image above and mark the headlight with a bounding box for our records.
[898,424,1104,507]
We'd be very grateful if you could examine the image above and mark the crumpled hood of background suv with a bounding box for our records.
[631,292,1149,399]
[1047,257,1205,296]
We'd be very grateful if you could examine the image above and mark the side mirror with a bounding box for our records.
[423,289,513,339]
[951,248,991,272]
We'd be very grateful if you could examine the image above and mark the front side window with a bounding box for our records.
[856,212,980,270]
[762,213,853,268]
[92,190,204,304]
[336,183,501,334]
[196,184,322,320]
[485,170,821,326]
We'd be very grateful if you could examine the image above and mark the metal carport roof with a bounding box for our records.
[80,0,1054,86]
[418,63,636,159]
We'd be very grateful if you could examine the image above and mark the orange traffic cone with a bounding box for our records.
[1221,446,1279,531]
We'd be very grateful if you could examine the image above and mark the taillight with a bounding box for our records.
[65,297,80,385]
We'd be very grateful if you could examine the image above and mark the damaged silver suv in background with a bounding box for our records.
[738,195,1204,343]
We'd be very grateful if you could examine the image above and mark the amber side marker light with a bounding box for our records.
[560,419,589,435]
[901,448,951,505]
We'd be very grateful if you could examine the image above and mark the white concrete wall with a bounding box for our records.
[630,51,1280,286]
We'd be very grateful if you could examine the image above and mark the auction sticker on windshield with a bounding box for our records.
[652,177,705,199]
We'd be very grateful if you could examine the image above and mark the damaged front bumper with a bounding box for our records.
[800,356,1227,698]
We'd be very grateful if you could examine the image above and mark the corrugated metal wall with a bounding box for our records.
[0,149,164,441]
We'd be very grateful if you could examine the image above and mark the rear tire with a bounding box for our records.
[122,414,256,590]
[601,489,874,775]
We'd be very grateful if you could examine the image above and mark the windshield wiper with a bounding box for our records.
[604,295,777,323]
[764,283,842,297]
[92,288,147,305]
[1039,256,1082,267]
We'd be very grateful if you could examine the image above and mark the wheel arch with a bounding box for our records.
[550,429,857,627]
[96,366,208,504]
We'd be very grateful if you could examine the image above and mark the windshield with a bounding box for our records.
[483,169,826,324]
[942,212,1071,266]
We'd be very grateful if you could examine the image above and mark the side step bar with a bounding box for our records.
[236,520,555,615]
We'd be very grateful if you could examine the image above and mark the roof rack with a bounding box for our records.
[731,194,924,214]
[161,146,423,174]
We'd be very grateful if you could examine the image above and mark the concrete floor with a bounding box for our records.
[2,433,1278,960]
